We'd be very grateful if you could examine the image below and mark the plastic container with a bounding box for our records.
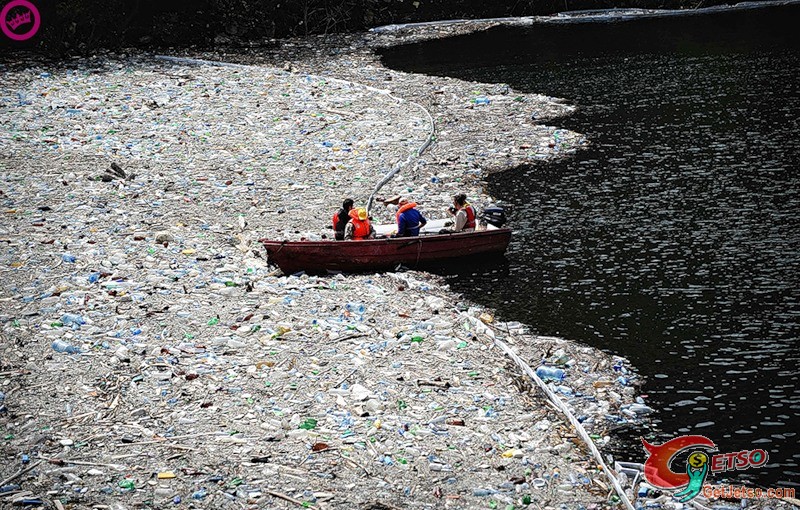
[52,340,81,354]
[60,313,86,327]
[536,366,566,381]
[345,302,366,315]
[192,488,208,499]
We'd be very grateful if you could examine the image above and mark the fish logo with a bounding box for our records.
[642,435,715,499]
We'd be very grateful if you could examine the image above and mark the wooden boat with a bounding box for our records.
[260,225,511,274]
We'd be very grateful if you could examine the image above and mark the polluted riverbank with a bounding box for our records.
[0,26,794,510]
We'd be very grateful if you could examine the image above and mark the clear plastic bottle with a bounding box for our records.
[60,313,85,327]
[52,340,81,354]
[345,302,366,315]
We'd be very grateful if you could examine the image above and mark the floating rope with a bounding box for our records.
[465,314,636,510]
[364,98,434,215]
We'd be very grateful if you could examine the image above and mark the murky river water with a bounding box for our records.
[381,4,800,487]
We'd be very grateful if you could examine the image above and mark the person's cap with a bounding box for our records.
[357,208,368,220]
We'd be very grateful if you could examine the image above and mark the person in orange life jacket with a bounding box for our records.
[344,208,376,240]
[332,198,354,240]
[393,198,427,237]
[448,193,477,232]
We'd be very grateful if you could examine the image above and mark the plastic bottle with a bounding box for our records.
[428,462,452,472]
[625,403,654,416]
[52,340,81,354]
[14,499,43,506]
[535,366,566,381]
[554,385,574,396]
[118,479,135,490]
[60,313,85,327]
[345,302,366,315]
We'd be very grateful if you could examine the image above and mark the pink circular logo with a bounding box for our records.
[1,0,40,41]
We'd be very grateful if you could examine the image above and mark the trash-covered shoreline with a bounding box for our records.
[1,26,795,510]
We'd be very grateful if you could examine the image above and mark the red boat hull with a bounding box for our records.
[260,229,511,274]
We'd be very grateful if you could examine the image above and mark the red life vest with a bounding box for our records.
[395,202,417,222]
[464,204,476,229]
[348,209,371,240]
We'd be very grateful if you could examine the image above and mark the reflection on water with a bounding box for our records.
[381,5,800,487]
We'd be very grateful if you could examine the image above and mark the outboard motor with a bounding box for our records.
[479,203,511,228]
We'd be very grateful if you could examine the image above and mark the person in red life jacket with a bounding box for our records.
[344,208,376,240]
[448,193,477,232]
[393,198,427,237]
[332,198,354,240]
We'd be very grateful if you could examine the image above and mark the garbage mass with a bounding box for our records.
[1,22,796,510]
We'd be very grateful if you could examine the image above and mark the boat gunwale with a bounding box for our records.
[259,228,512,248]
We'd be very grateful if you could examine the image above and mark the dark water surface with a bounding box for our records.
[381,5,800,487]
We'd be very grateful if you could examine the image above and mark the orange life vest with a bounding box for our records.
[464,204,476,229]
[395,202,417,222]
[348,209,372,240]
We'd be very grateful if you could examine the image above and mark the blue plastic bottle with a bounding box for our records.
[60,313,85,327]
[535,366,566,381]
[52,340,81,354]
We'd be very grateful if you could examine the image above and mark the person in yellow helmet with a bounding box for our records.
[344,208,376,240]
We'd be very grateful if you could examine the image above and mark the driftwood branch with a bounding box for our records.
[266,489,320,510]
[0,460,43,486]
